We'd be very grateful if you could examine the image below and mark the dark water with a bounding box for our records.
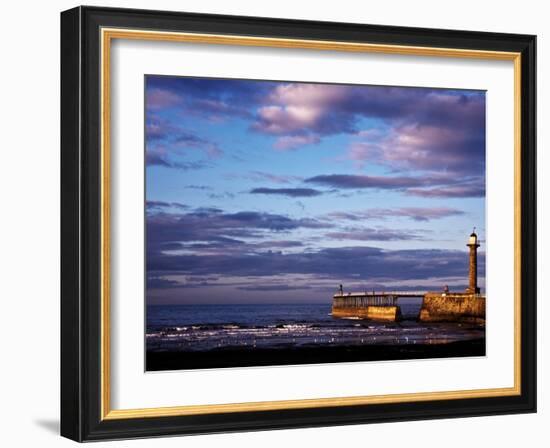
[146,303,485,352]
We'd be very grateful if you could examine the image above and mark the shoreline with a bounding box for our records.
[146,338,485,371]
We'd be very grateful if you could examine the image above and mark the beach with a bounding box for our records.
[147,338,485,370]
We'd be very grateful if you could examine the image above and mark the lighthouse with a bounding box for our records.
[466,229,480,294]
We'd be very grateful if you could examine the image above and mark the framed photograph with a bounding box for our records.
[60,6,536,441]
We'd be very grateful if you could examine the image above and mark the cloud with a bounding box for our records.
[192,207,224,215]
[251,83,485,182]
[145,76,271,121]
[326,207,465,222]
[273,135,321,150]
[147,276,182,289]
[186,99,254,123]
[252,83,484,141]
[147,276,224,290]
[348,123,485,176]
[145,112,224,164]
[146,116,178,142]
[146,206,485,301]
[325,228,425,241]
[146,78,485,186]
[305,174,442,189]
[208,191,236,200]
[146,207,484,283]
[250,187,323,198]
[146,200,188,212]
[145,148,211,171]
[305,174,484,198]
[252,84,356,136]
[148,242,485,285]
[146,119,223,160]
[184,185,213,190]
[146,88,181,110]
[225,171,302,184]
[252,240,304,249]
[237,284,312,291]
[146,208,332,259]
[406,183,485,198]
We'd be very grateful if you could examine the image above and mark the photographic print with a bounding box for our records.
[145,75,486,371]
[61,9,536,439]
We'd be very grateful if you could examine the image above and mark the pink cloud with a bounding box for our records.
[146,88,182,110]
[254,105,323,135]
[347,123,484,174]
[274,135,321,150]
[270,83,349,108]
[252,84,353,136]
[251,83,485,171]
[348,141,383,168]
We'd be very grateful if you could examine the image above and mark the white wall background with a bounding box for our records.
[0,0,546,446]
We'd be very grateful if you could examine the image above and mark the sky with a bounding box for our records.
[145,75,486,304]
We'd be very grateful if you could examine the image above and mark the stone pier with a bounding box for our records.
[331,291,423,322]
[418,292,485,324]
[332,304,402,322]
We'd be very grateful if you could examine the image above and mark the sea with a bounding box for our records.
[146,303,485,352]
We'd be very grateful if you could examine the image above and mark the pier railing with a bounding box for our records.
[333,295,398,307]
[332,291,426,308]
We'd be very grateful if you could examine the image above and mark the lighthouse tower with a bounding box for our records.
[466,229,480,294]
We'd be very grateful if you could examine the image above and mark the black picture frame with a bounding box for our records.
[61,5,536,442]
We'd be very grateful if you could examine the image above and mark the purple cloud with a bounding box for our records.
[184,185,213,190]
[147,242,485,284]
[250,187,323,198]
[237,284,313,291]
[326,207,465,222]
[273,135,321,150]
[146,200,188,212]
[147,277,181,289]
[348,123,484,175]
[145,149,211,171]
[325,228,425,241]
[252,83,483,134]
[146,88,181,110]
[208,191,236,200]
[407,183,485,198]
[146,115,223,161]
[225,171,302,184]
[305,174,483,198]
[252,84,357,136]
[251,240,304,249]
[147,208,332,258]
[146,76,270,121]
[146,77,485,184]
[190,98,253,122]
[305,174,441,189]
[250,83,485,176]
[146,206,482,285]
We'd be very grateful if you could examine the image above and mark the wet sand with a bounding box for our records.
[146,337,485,371]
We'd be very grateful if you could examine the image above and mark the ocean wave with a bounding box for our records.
[146,318,485,353]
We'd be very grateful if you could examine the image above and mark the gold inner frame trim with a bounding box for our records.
[100,27,522,421]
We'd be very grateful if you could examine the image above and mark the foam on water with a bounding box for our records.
[146,303,484,352]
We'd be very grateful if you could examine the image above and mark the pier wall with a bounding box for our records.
[332,305,401,322]
[418,293,485,323]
